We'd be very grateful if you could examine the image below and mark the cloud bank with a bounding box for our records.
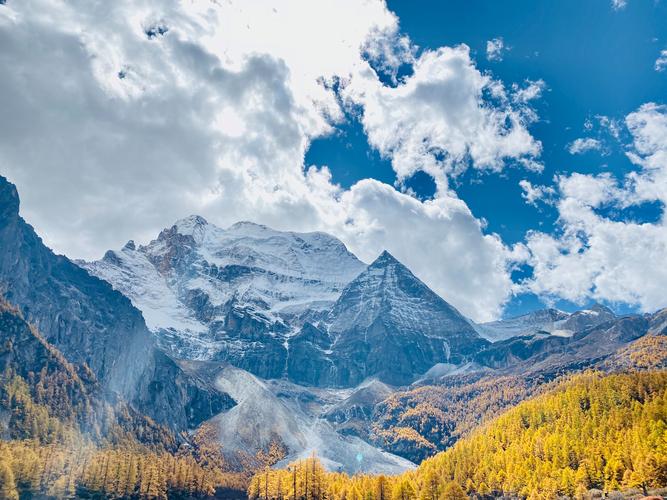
[0,0,548,321]
[2,0,665,320]
[524,104,667,312]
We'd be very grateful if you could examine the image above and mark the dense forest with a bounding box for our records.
[371,374,550,462]
[250,371,667,499]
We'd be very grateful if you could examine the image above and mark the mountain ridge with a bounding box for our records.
[0,176,230,432]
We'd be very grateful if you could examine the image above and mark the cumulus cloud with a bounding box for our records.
[519,180,556,206]
[656,49,667,72]
[341,44,542,191]
[0,0,546,321]
[567,137,603,155]
[317,178,515,321]
[486,37,506,62]
[524,103,667,312]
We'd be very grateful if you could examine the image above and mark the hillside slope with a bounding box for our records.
[253,371,667,498]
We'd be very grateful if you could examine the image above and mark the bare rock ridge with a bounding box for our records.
[0,176,231,432]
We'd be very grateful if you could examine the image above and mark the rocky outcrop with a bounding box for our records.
[285,251,489,387]
[474,313,650,375]
[476,303,617,342]
[0,176,231,431]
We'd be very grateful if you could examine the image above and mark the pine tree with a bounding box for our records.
[0,460,19,500]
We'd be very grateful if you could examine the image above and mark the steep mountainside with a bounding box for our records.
[84,217,365,378]
[0,299,189,447]
[287,252,488,386]
[254,371,667,499]
[359,310,666,464]
[474,312,649,374]
[0,176,229,431]
[86,226,487,387]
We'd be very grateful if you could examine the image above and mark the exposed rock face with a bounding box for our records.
[83,217,366,379]
[287,251,489,387]
[559,304,616,334]
[324,379,394,439]
[474,313,650,374]
[0,176,230,431]
[0,301,91,391]
[85,221,488,387]
[328,251,487,386]
[476,309,569,342]
[207,364,415,474]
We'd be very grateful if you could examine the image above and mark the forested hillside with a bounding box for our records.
[251,371,667,499]
[0,301,281,498]
[370,374,549,462]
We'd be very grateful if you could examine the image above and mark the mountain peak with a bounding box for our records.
[174,214,208,231]
[370,250,400,268]
[162,214,209,244]
[588,303,615,315]
[0,176,20,220]
[227,220,270,232]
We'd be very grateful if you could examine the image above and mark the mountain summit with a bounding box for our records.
[322,250,487,385]
[84,217,366,376]
[329,250,479,341]
[84,225,489,386]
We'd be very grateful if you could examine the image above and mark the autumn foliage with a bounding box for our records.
[252,371,667,499]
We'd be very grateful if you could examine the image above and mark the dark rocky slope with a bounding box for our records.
[0,176,231,431]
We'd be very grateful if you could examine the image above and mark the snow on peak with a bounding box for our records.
[172,214,209,242]
[83,220,367,355]
[369,250,399,267]
[328,248,477,341]
[476,304,617,342]
[227,220,270,232]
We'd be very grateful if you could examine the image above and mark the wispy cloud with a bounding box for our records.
[656,49,667,72]
[486,38,506,62]
[611,0,627,11]
[567,138,603,155]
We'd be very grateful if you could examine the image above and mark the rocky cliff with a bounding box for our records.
[0,176,231,431]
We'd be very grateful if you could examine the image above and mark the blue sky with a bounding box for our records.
[306,0,667,316]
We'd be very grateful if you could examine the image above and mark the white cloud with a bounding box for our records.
[317,178,515,321]
[656,49,667,72]
[611,0,627,10]
[341,44,542,191]
[361,26,416,85]
[524,103,667,312]
[511,79,546,104]
[519,180,556,206]
[486,38,506,62]
[567,137,602,155]
[0,0,545,321]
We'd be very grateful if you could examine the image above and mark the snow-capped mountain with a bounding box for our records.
[476,304,616,342]
[84,222,488,387]
[4,174,654,477]
[286,251,488,386]
[83,217,365,365]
